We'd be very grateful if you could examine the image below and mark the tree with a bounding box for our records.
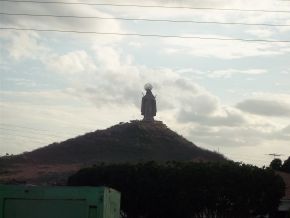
[281,156,290,173]
[68,161,285,218]
[270,158,282,170]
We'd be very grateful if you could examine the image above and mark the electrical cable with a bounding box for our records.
[1,0,290,13]
[1,12,289,27]
[1,27,290,43]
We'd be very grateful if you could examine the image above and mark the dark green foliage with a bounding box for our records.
[268,157,290,173]
[270,158,283,170]
[68,161,285,218]
[281,156,290,173]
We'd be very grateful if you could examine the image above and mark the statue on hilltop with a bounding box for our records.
[141,83,157,121]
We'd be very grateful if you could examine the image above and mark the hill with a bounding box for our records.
[0,120,225,184]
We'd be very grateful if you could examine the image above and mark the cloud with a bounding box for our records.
[2,0,290,65]
[1,1,122,33]
[208,69,267,78]
[40,44,204,113]
[162,35,290,59]
[236,99,290,117]
[187,125,263,147]
[185,121,290,148]
[1,31,49,60]
[0,0,125,60]
[47,50,97,74]
[273,124,290,140]
[179,93,219,115]
[178,106,246,127]
[40,45,286,134]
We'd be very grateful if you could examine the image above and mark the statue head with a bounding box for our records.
[144,83,153,91]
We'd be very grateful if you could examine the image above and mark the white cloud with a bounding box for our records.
[250,93,290,104]
[47,46,252,130]
[180,93,219,115]
[2,31,49,60]
[162,35,290,59]
[1,1,122,33]
[208,69,267,78]
[47,50,97,74]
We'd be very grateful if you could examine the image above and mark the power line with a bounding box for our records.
[1,27,290,43]
[1,12,289,27]
[1,0,290,13]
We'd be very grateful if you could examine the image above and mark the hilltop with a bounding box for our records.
[0,120,225,184]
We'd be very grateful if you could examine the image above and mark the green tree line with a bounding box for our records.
[68,161,285,218]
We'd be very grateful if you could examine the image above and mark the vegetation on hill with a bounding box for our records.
[68,161,285,218]
[0,121,225,165]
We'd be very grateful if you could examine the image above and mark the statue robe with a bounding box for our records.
[141,90,156,121]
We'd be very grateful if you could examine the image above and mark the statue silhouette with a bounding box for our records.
[141,83,157,121]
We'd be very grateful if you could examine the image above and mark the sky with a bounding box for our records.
[0,0,290,166]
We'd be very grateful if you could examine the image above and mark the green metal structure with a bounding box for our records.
[0,185,120,218]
